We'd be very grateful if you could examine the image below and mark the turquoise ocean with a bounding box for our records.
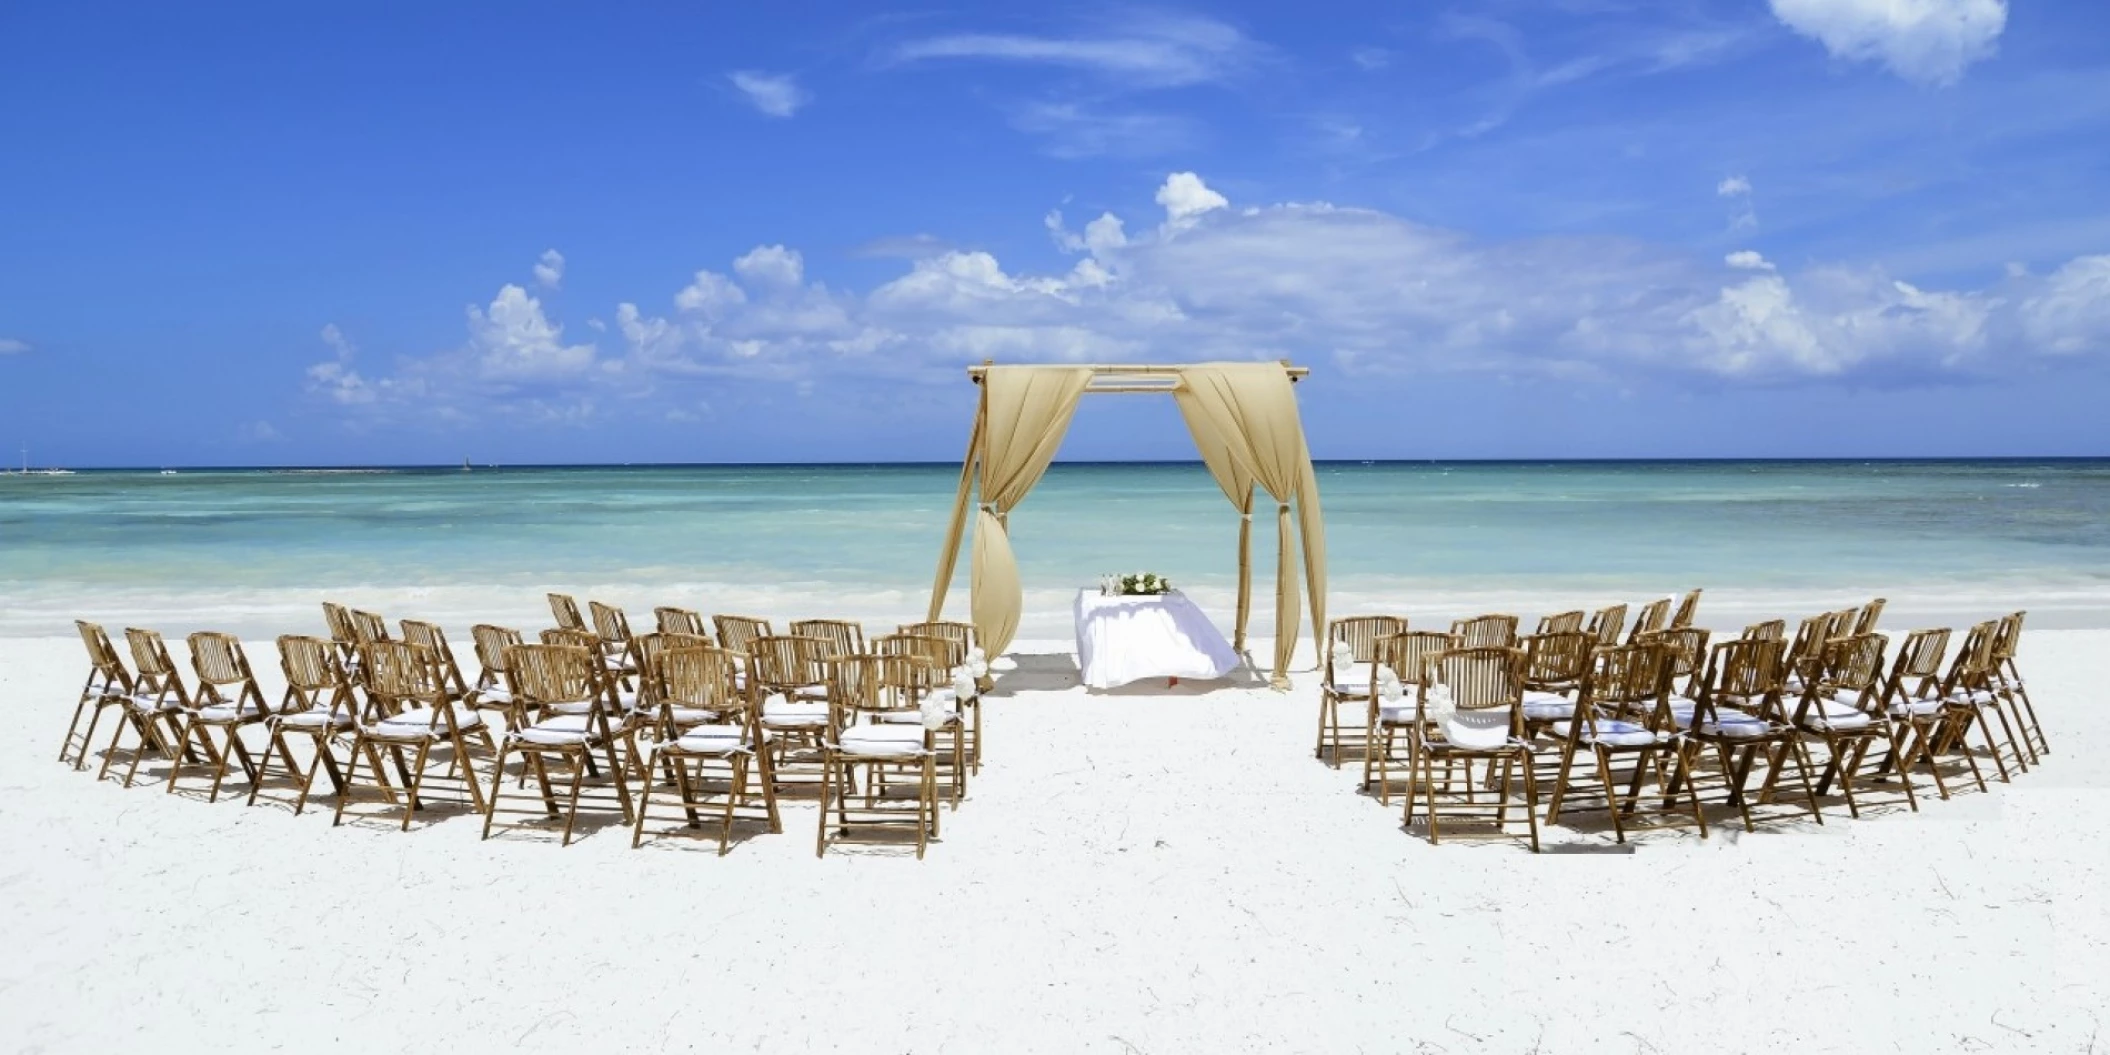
[3,460,2106,642]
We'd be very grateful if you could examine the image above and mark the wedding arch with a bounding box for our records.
[924,361,1327,689]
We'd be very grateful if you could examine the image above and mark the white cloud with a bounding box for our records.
[2020,255,2110,356]
[533,249,565,290]
[1725,250,1775,271]
[728,71,808,118]
[1769,0,2006,85]
[732,245,805,288]
[466,285,595,380]
[1009,102,1193,159]
[0,338,30,354]
[887,13,1256,89]
[1717,176,1752,197]
[1156,172,1228,229]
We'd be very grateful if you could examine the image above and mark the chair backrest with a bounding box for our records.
[748,635,831,692]
[873,632,964,673]
[1853,598,1887,635]
[400,619,469,695]
[1433,646,1525,711]
[77,620,133,693]
[124,627,189,703]
[348,608,391,646]
[1535,610,1585,635]
[1520,630,1593,691]
[1626,597,1672,643]
[1329,615,1408,681]
[471,624,523,681]
[1639,626,1711,686]
[277,634,345,692]
[898,620,977,656]
[1696,637,1784,726]
[1580,641,1671,717]
[1882,627,1949,702]
[1741,619,1786,643]
[361,639,449,713]
[1449,613,1518,649]
[507,643,601,716]
[322,602,358,656]
[1379,631,1453,689]
[589,601,633,645]
[548,593,587,632]
[1586,603,1627,647]
[1943,620,1999,695]
[659,644,746,723]
[540,627,600,651]
[791,619,866,659]
[1670,588,1703,629]
[1822,607,1859,643]
[187,631,262,706]
[631,631,708,703]
[825,653,923,724]
[655,606,710,639]
[1991,610,2026,665]
[713,614,772,655]
[1819,632,1889,702]
[1785,614,1828,673]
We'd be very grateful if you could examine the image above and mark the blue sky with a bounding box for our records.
[2,0,2107,465]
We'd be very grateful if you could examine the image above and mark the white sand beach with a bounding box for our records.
[3,619,2105,1053]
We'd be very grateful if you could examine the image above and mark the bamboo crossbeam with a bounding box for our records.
[967,362,1308,385]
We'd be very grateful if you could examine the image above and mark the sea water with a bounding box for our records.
[2,460,2106,640]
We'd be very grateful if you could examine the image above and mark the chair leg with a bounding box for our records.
[1545,743,1580,826]
[560,751,588,847]
[814,753,831,858]
[481,744,513,840]
[400,740,432,831]
[1518,749,1542,854]
[631,753,658,850]
[1593,748,1626,844]
[333,735,366,828]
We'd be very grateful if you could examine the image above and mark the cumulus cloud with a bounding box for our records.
[1770,0,2006,85]
[728,71,808,117]
[0,337,30,354]
[533,249,565,290]
[309,171,2110,425]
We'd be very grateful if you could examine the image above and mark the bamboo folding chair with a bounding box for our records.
[712,614,773,657]
[875,632,973,789]
[1535,610,1585,635]
[548,592,587,633]
[334,640,496,831]
[589,601,641,688]
[348,608,391,650]
[1742,619,1787,643]
[1875,628,1978,800]
[1670,588,1703,629]
[1586,603,1627,648]
[1853,598,1887,636]
[59,620,135,769]
[1363,630,1451,804]
[400,619,471,702]
[1543,641,1707,842]
[1318,615,1408,766]
[816,653,942,859]
[1626,597,1672,644]
[1402,646,1541,852]
[100,628,193,787]
[1449,613,1519,649]
[467,624,526,730]
[249,635,365,814]
[791,619,867,659]
[165,632,273,801]
[481,643,635,845]
[655,605,711,640]
[1517,630,1595,741]
[632,644,781,853]
[1640,626,1712,715]
[1680,636,1824,831]
[1782,632,1917,818]
[322,601,360,666]
[898,620,986,767]
[1937,621,2028,782]
[1989,612,2049,760]
[1783,614,1829,692]
[749,634,835,783]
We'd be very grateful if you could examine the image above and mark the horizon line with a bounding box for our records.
[8,455,2109,473]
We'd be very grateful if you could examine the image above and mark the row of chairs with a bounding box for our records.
[1321,594,2048,851]
[54,597,989,858]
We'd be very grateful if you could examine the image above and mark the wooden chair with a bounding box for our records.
[1535,610,1585,635]
[166,632,272,801]
[1989,612,2048,760]
[1449,613,1518,649]
[1670,588,1703,629]
[749,635,834,782]
[1363,630,1451,804]
[632,644,781,853]
[1626,597,1672,644]
[655,606,711,640]
[1518,630,1594,738]
[1318,615,1408,766]
[791,618,867,659]
[335,640,495,831]
[60,620,134,769]
[1876,628,1975,800]
[712,614,773,657]
[1853,598,1887,636]
[1782,632,1916,818]
[1544,641,1706,843]
[816,653,941,859]
[1586,603,1627,648]
[1742,619,1786,643]
[400,619,471,702]
[1682,636,1824,831]
[898,620,985,768]
[100,628,192,787]
[467,624,526,730]
[1639,626,1712,712]
[876,632,975,785]
[1402,646,1541,852]
[348,608,391,650]
[1937,621,2028,783]
[589,601,641,688]
[548,592,587,633]
[321,601,361,666]
[481,643,634,845]
[249,635,364,814]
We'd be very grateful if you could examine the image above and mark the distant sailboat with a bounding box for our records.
[462,456,472,472]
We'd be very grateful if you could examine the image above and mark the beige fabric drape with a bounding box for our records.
[1173,389,1258,653]
[964,366,1094,658]
[925,393,986,622]
[1176,363,1325,689]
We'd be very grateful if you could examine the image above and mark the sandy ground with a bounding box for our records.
[2,626,2105,1054]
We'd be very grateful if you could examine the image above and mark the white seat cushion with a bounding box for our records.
[471,686,514,704]
[513,714,597,746]
[196,699,267,722]
[660,705,719,726]
[1700,713,1771,739]
[546,699,598,716]
[671,723,750,755]
[1788,697,1873,732]
[1521,691,1573,721]
[1442,709,1516,750]
[1377,701,1420,725]
[838,725,926,758]
[877,708,955,725]
[1944,689,2000,707]
[760,697,829,728]
[1888,696,1944,718]
[280,708,354,730]
[374,704,485,737]
[127,692,183,713]
[1548,718,1661,748]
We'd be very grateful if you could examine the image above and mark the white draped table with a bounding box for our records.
[1073,589,1243,690]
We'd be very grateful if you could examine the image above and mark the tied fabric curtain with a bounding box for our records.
[1176,363,1327,689]
[965,365,1094,659]
[1173,389,1258,653]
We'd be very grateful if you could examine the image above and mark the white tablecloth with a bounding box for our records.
[1074,589,1242,690]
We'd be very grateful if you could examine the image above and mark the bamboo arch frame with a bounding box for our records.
[925,361,1327,690]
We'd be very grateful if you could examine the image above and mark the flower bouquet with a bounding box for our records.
[1103,571,1174,596]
